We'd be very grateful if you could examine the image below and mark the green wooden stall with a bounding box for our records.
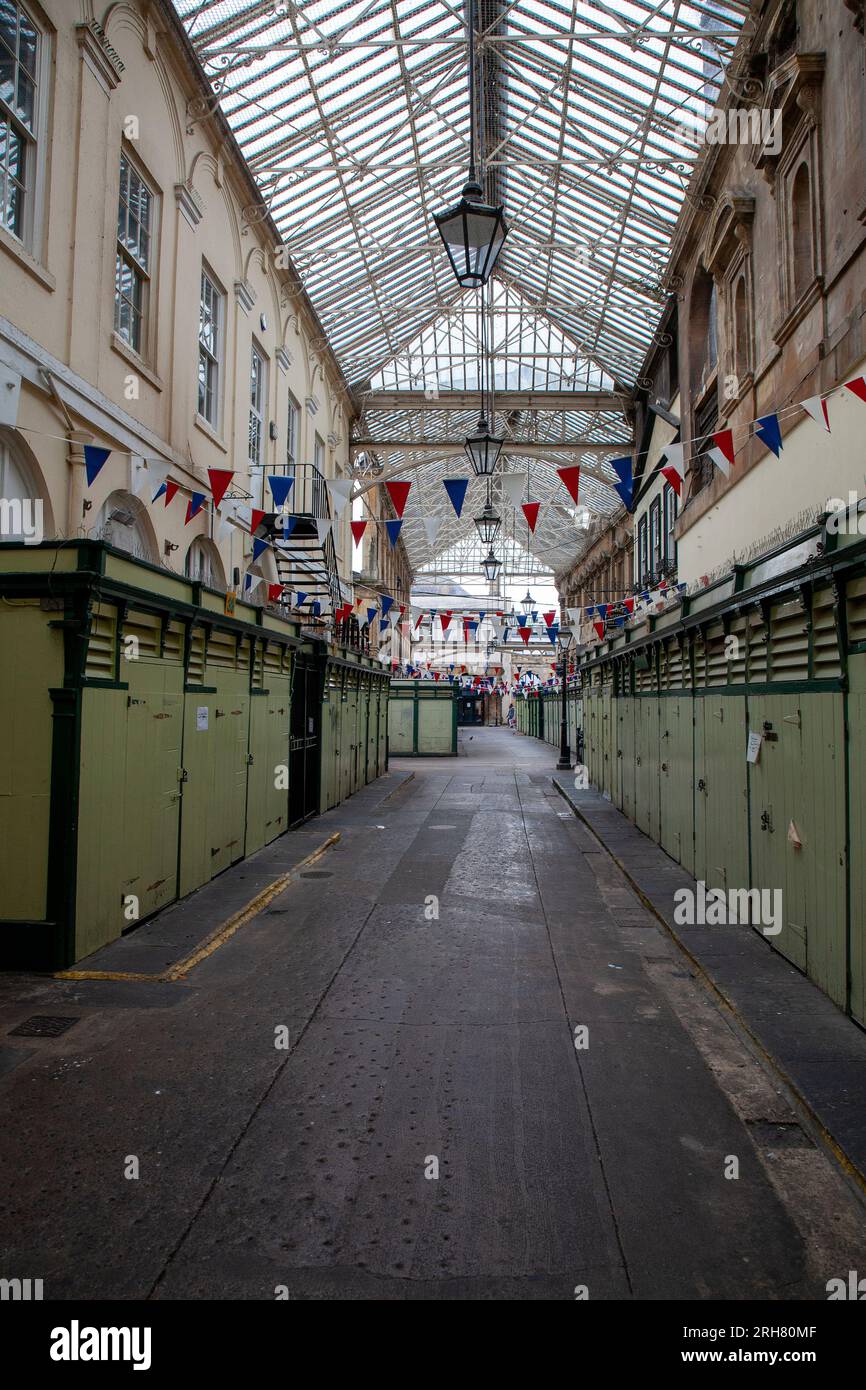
[387,680,458,755]
[0,540,387,970]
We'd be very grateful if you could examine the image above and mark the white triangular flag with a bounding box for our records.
[567,607,582,624]
[422,516,441,548]
[327,479,353,517]
[315,517,334,546]
[131,455,149,498]
[661,442,686,477]
[501,472,525,509]
[800,395,831,433]
[147,460,170,500]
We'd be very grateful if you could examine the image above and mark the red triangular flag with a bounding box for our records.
[542,610,555,627]
[844,376,866,404]
[518,626,532,644]
[522,502,540,533]
[556,465,581,504]
[250,509,266,535]
[385,480,411,518]
[710,428,736,469]
[593,621,605,639]
[267,583,283,603]
[440,610,452,628]
[350,520,368,545]
[623,597,635,613]
[208,468,234,510]
[164,481,180,507]
[660,465,682,496]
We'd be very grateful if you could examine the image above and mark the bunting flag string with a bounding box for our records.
[443,478,468,517]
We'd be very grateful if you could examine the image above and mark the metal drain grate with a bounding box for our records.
[299,870,333,879]
[9,1015,80,1038]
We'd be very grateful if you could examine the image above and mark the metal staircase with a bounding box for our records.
[262,464,343,621]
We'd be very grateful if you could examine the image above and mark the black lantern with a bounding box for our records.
[481,549,502,583]
[433,0,508,289]
[521,588,535,609]
[464,414,503,476]
[434,184,508,289]
[473,491,501,546]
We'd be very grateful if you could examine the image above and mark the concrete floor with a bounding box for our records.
[1,726,865,1300]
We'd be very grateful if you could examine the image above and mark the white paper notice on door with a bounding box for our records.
[746,730,762,763]
[197,706,209,732]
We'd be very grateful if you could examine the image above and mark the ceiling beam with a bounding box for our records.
[350,440,629,456]
[353,389,627,412]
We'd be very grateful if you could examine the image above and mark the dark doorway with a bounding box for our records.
[458,693,484,726]
[290,655,321,826]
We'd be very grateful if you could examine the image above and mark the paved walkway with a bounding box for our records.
[0,727,864,1299]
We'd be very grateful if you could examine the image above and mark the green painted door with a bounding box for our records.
[658,696,694,872]
[848,650,866,1024]
[694,696,749,897]
[619,697,636,820]
[634,697,660,841]
[748,692,847,1008]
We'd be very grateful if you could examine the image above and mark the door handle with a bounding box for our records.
[697,778,706,791]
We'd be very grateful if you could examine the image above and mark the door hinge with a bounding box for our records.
[178,767,189,783]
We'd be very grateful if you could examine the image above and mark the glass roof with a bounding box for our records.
[174,0,749,573]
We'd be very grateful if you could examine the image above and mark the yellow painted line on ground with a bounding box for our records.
[54,833,341,986]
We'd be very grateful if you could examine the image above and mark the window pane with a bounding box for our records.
[0,3,15,57]
[18,12,37,77]
[0,47,12,107]
[15,66,32,128]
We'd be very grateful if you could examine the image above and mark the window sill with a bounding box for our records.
[110,332,164,391]
[0,224,56,290]
[193,413,227,452]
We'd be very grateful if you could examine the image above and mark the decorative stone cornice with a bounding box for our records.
[75,20,125,93]
[305,395,320,417]
[234,280,256,314]
[702,193,756,274]
[753,53,825,185]
[174,181,204,229]
[275,346,292,373]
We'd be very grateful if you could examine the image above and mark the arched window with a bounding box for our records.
[93,490,156,563]
[734,275,749,379]
[184,536,226,589]
[791,162,813,300]
[691,269,718,389]
[0,433,49,541]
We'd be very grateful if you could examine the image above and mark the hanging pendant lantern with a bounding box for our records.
[480,549,502,583]
[433,0,508,289]
[473,498,502,546]
[464,413,503,476]
[434,184,508,289]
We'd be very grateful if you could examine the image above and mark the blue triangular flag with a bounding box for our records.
[516,613,527,626]
[597,603,609,618]
[385,519,402,547]
[611,455,634,509]
[186,491,207,523]
[268,475,294,508]
[755,414,783,458]
[443,478,469,517]
[244,573,253,592]
[367,607,377,625]
[546,624,559,644]
[380,619,390,633]
[252,536,268,562]
[152,483,167,503]
[585,605,595,618]
[311,600,321,617]
[381,595,394,618]
[84,446,111,488]
[295,591,307,606]
[278,515,297,539]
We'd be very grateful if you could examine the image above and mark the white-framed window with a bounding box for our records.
[663,483,677,569]
[0,0,42,244]
[286,392,299,474]
[249,344,267,470]
[115,149,155,355]
[185,536,225,589]
[197,266,223,427]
